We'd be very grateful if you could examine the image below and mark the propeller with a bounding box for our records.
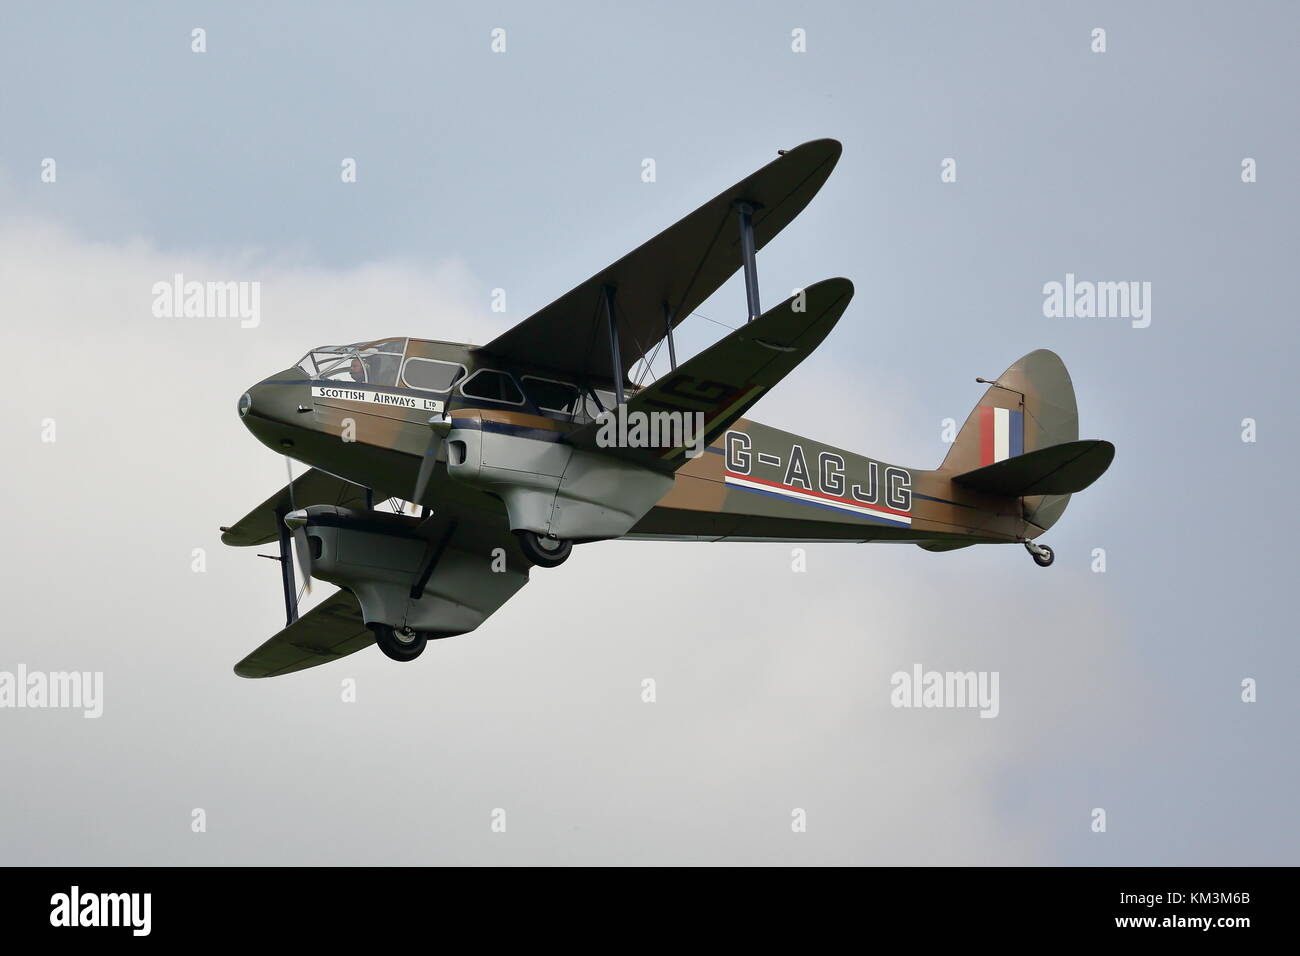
[412,415,452,506]
[284,458,312,594]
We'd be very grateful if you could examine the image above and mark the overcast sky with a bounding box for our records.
[1,1,1296,865]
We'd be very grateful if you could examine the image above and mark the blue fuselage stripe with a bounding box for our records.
[731,483,911,527]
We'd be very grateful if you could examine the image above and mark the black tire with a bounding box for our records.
[372,623,428,662]
[1032,545,1055,568]
[516,531,572,568]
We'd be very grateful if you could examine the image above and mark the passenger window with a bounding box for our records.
[522,377,581,417]
[460,370,524,404]
[403,357,466,392]
[591,388,620,412]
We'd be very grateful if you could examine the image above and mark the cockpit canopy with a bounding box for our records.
[292,336,631,423]
[295,339,407,386]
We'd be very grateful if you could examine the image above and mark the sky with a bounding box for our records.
[0,1,1296,865]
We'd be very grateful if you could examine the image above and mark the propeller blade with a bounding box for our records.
[284,459,311,593]
[412,437,441,505]
[291,527,313,592]
[412,417,452,505]
[285,456,297,508]
[284,508,313,593]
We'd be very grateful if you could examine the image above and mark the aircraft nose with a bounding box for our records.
[239,375,310,429]
[238,375,314,452]
[238,383,276,424]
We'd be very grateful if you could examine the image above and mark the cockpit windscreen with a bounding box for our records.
[295,340,407,385]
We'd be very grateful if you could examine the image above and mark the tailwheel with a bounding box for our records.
[372,623,428,662]
[1025,541,1055,568]
[516,531,572,568]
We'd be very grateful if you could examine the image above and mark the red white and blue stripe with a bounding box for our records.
[723,472,912,526]
[979,406,1024,466]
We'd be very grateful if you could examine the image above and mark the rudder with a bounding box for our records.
[941,349,1079,531]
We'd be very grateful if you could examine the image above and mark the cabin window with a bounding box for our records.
[459,369,524,405]
[587,387,621,414]
[521,376,582,417]
[402,357,467,392]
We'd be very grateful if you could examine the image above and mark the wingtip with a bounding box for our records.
[806,276,854,297]
[786,138,843,162]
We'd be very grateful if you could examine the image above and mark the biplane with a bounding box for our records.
[222,139,1114,677]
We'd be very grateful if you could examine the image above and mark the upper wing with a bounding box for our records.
[480,139,842,382]
[568,278,854,471]
[220,468,369,547]
[232,508,530,678]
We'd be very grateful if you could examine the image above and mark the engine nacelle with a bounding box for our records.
[290,505,527,635]
[444,412,672,540]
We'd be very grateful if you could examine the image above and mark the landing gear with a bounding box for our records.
[372,623,428,662]
[1024,540,1055,568]
[516,531,572,568]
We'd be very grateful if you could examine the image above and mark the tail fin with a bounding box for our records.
[941,349,1087,532]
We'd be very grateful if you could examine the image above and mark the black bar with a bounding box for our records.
[4,866,1277,941]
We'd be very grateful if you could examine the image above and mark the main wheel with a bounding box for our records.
[372,623,428,662]
[516,531,573,568]
[1031,544,1055,568]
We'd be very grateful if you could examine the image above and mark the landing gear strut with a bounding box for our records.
[372,623,428,662]
[516,531,572,568]
[1024,540,1055,568]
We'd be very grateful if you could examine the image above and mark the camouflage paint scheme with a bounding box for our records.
[223,140,1113,677]
[234,342,1083,551]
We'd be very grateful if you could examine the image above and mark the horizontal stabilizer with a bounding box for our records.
[953,439,1115,497]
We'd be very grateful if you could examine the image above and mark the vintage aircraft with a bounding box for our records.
[222,139,1114,677]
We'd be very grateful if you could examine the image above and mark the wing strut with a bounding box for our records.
[662,302,677,370]
[735,200,762,322]
[607,198,764,396]
[274,505,299,626]
[602,284,625,406]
